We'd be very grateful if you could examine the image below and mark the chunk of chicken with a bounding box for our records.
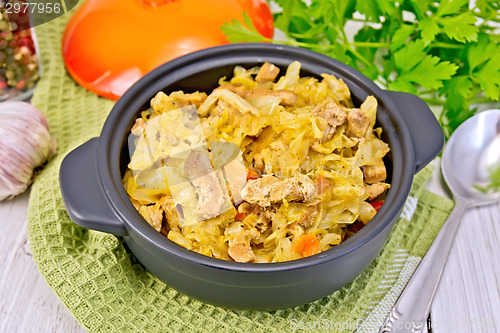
[313,103,347,141]
[215,99,243,118]
[365,183,391,200]
[216,83,249,98]
[237,202,254,214]
[251,89,298,106]
[150,91,207,111]
[237,202,272,233]
[299,205,319,228]
[253,153,264,171]
[346,108,370,138]
[287,222,304,238]
[228,229,260,263]
[146,203,163,231]
[256,62,280,83]
[131,118,145,136]
[216,84,297,107]
[184,150,225,219]
[223,159,248,204]
[314,103,347,127]
[241,175,317,207]
[362,163,387,184]
[158,195,181,231]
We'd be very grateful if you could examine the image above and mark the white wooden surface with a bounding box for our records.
[1,182,499,332]
[0,191,86,333]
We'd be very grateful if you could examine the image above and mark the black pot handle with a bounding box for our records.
[60,138,127,236]
[385,90,444,174]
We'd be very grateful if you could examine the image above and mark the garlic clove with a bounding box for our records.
[0,101,56,201]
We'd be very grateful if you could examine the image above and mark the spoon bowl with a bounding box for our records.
[442,109,500,205]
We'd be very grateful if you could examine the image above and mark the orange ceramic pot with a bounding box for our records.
[62,0,273,99]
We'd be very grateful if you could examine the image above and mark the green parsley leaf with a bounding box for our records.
[436,0,469,16]
[419,18,440,45]
[474,0,500,22]
[393,40,427,72]
[390,24,415,51]
[391,57,458,90]
[376,0,397,17]
[220,13,267,43]
[474,164,500,194]
[356,0,397,22]
[391,40,458,90]
[273,0,311,37]
[467,34,500,100]
[405,0,430,20]
[441,75,474,111]
[473,53,500,100]
[327,44,353,66]
[438,13,478,43]
[468,33,498,71]
[355,25,385,61]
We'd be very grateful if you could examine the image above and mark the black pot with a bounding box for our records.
[60,43,443,310]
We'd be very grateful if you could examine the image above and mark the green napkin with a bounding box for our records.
[26,12,454,333]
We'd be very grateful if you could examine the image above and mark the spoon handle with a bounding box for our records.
[379,199,469,333]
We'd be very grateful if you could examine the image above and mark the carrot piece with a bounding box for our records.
[370,201,384,212]
[235,212,247,221]
[247,168,260,180]
[315,174,331,194]
[294,234,320,258]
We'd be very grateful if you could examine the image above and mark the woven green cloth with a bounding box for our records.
[26,12,454,333]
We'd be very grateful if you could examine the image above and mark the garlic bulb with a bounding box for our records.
[0,101,56,201]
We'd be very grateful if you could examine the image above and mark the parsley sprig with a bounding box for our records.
[221,0,500,138]
[475,164,500,194]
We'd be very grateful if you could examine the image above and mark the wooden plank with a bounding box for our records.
[431,202,500,333]
[0,191,86,333]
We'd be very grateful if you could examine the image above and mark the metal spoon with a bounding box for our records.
[379,109,500,333]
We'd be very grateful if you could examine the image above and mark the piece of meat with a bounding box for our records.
[241,175,317,207]
[346,108,370,138]
[313,103,347,141]
[237,202,253,214]
[365,183,391,200]
[158,195,181,231]
[184,149,225,219]
[147,203,163,231]
[250,89,298,106]
[298,205,319,228]
[253,153,264,171]
[216,83,250,98]
[215,83,297,107]
[314,103,347,127]
[255,62,280,83]
[272,177,317,203]
[131,118,145,136]
[180,92,207,108]
[237,202,272,233]
[365,181,390,200]
[215,99,243,118]
[228,229,260,263]
[223,159,248,204]
[255,214,271,233]
[287,222,304,238]
[362,163,387,184]
[241,175,279,207]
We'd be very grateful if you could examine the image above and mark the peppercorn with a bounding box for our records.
[0,6,39,101]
